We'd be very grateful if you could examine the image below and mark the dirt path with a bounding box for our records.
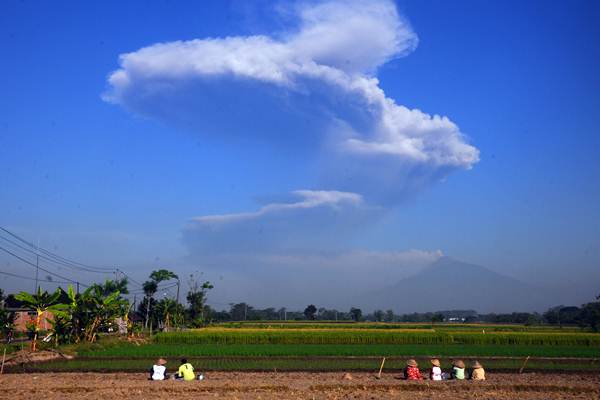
[1,372,598,399]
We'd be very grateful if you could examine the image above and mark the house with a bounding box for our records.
[6,308,55,332]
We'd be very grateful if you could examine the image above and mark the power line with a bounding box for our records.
[0,244,88,287]
[129,283,178,295]
[0,269,73,285]
[0,233,113,275]
[117,269,143,288]
[0,226,115,273]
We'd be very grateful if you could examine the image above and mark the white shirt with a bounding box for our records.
[152,365,166,380]
[431,366,442,381]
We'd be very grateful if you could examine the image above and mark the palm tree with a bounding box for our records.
[15,287,66,351]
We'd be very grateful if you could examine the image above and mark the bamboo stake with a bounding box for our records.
[1,347,6,374]
[375,357,386,379]
[519,355,530,374]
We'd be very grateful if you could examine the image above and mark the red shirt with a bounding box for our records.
[405,366,424,380]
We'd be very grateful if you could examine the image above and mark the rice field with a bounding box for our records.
[7,323,600,373]
[153,327,600,346]
[78,343,600,358]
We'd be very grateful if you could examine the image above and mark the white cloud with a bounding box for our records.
[184,190,379,255]
[193,190,362,224]
[104,0,479,198]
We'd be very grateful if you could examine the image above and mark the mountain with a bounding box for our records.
[358,257,555,313]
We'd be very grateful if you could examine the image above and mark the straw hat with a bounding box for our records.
[406,359,418,367]
[452,360,465,368]
[430,359,441,367]
[157,358,167,366]
[472,361,483,369]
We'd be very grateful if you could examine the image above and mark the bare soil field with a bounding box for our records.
[1,372,599,400]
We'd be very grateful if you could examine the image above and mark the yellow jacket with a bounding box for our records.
[472,368,485,380]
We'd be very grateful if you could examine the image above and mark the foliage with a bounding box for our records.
[186,273,213,326]
[89,278,129,297]
[579,297,600,332]
[15,287,67,351]
[349,307,362,322]
[80,285,127,342]
[0,307,16,338]
[154,298,185,331]
[142,269,178,330]
[304,305,317,320]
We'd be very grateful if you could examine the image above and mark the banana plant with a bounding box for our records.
[15,287,67,351]
[80,285,126,342]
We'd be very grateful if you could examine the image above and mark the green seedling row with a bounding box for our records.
[154,330,600,346]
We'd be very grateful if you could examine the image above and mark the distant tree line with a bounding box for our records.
[203,294,600,331]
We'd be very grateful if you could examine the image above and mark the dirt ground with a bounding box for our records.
[1,372,598,400]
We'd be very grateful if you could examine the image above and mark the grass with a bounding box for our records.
[154,328,600,346]
[79,343,600,358]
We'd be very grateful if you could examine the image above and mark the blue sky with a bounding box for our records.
[1,0,599,309]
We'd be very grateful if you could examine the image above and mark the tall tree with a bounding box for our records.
[304,304,317,320]
[384,309,395,322]
[142,280,158,329]
[372,310,384,322]
[579,293,600,332]
[350,307,362,322]
[186,274,213,327]
[143,269,178,330]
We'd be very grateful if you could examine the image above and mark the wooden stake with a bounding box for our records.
[519,355,530,374]
[1,347,6,374]
[376,357,386,379]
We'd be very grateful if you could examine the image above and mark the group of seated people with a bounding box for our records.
[404,358,485,380]
[149,358,203,381]
[149,357,485,382]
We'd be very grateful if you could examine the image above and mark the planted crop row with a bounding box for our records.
[155,329,452,345]
[154,329,600,346]
[79,343,600,358]
[217,322,584,332]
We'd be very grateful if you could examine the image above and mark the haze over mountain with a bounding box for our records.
[358,257,558,313]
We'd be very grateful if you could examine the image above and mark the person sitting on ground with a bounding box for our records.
[450,360,465,380]
[149,358,168,381]
[403,359,424,380]
[429,358,443,381]
[470,361,486,380]
[175,358,195,381]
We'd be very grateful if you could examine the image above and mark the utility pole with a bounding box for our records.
[34,238,40,292]
[176,279,180,305]
[34,254,39,293]
[76,282,80,295]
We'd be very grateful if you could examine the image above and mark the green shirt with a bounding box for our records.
[453,367,465,380]
[178,363,195,381]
